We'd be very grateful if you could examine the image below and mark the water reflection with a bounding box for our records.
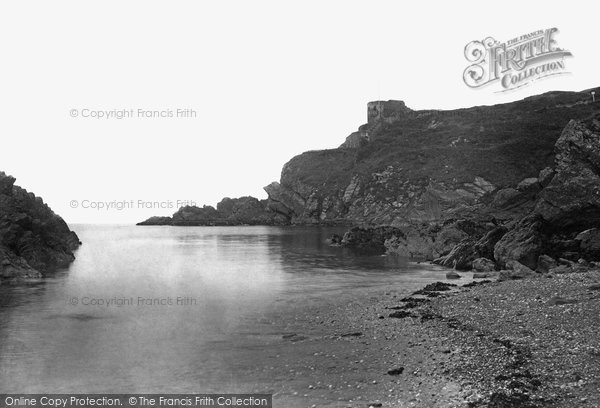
[0,225,448,392]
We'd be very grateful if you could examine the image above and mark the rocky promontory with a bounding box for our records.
[335,113,600,278]
[0,171,81,280]
[137,196,288,226]
[264,89,599,227]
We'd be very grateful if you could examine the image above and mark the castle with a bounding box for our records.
[340,100,412,148]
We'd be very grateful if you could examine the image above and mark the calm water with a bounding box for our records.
[0,225,450,393]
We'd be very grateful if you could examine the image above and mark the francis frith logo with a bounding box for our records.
[463,28,572,92]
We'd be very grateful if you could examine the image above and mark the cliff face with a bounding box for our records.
[138,196,288,226]
[340,114,600,270]
[0,171,81,279]
[264,89,600,227]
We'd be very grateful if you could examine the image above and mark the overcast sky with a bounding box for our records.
[0,0,596,224]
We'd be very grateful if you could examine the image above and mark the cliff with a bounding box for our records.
[264,89,600,227]
[137,196,288,226]
[340,114,600,273]
[0,171,81,280]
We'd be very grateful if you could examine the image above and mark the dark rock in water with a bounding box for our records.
[472,272,490,279]
[0,171,80,279]
[536,254,558,273]
[341,226,405,254]
[472,257,495,272]
[387,367,405,376]
[494,214,544,270]
[326,233,343,246]
[446,271,461,279]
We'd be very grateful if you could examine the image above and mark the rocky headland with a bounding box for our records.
[0,171,81,280]
[140,89,600,240]
[137,196,288,226]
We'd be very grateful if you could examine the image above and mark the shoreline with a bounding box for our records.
[322,268,600,407]
[262,265,600,407]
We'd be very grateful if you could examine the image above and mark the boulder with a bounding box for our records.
[435,238,478,270]
[575,228,600,259]
[491,188,523,209]
[474,226,508,260]
[494,214,544,270]
[537,167,555,187]
[516,177,541,194]
[535,119,600,230]
[506,260,535,275]
[536,254,558,273]
[0,172,16,195]
[472,257,495,272]
[342,226,405,254]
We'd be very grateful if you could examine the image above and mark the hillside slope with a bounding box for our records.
[264,89,600,226]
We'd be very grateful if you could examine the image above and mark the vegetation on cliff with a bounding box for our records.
[265,89,600,227]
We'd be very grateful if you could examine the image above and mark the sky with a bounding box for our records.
[0,0,597,224]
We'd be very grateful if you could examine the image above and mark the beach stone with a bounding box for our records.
[446,271,461,279]
[549,265,572,274]
[389,311,413,319]
[498,262,535,281]
[472,272,489,279]
[387,367,404,376]
[472,257,495,272]
[418,282,456,292]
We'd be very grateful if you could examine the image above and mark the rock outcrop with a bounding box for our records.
[336,111,600,272]
[138,196,288,226]
[0,171,81,280]
[264,89,599,226]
